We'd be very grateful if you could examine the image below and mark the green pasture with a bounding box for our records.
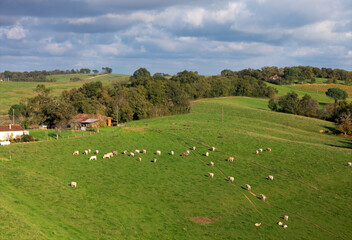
[0,74,128,114]
[0,97,351,239]
[29,129,94,141]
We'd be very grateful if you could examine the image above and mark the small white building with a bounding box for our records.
[0,124,26,141]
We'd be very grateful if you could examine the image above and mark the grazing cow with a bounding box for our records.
[84,150,89,155]
[209,162,214,167]
[135,149,140,154]
[138,157,142,161]
[112,151,118,155]
[192,146,196,150]
[228,176,234,182]
[283,225,288,228]
[259,148,263,153]
[182,152,189,156]
[186,150,190,154]
[266,148,271,152]
[153,158,157,163]
[278,221,283,226]
[254,223,261,227]
[170,151,174,156]
[89,156,97,161]
[211,147,216,151]
[123,150,128,154]
[227,157,234,162]
[208,172,214,178]
[70,182,77,187]
[130,152,135,157]
[267,175,274,180]
[260,194,266,201]
[142,149,147,154]
[73,151,79,155]
[284,215,289,221]
[205,152,209,157]
[348,162,352,166]
[103,154,111,159]
[88,149,91,154]
[255,150,259,154]
[246,184,251,191]
[156,150,161,156]
[95,150,99,154]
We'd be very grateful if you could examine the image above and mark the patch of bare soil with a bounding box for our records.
[190,217,221,224]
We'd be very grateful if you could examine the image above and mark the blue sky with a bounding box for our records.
[0,0,351,75]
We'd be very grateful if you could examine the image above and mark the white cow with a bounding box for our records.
[95,150,99,154]
[228,176,234,182]
[267,175,274,180]
[208,172,214,178]
[205,152,209,157]
[156,150,161,156]
[246,184,251,191]
[70,182,77,187]
[170,151,174,156]
[89,156,97,161]
[211,147,216,151]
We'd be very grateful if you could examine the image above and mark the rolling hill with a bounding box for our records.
[0,97,351,239]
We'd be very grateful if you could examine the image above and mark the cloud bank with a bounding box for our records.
[0,0,351,74]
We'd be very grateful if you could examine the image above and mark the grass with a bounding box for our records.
[0,97,351,239]
[29,129,94,141]
[0,74,128,115]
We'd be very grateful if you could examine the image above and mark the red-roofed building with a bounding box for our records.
[0,124,26,141]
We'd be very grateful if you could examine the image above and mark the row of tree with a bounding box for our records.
[268,88,352,134]
[0,67,112,82]
[9,68,277,128]
[221,66,352,85]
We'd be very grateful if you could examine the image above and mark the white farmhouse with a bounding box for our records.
[0,124,26,141]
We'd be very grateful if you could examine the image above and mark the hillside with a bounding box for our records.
[0,74,128,115]
[0,97,351,239]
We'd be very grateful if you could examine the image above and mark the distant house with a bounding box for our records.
[269,74,281,81]
[0,124,27,141]
[69,114,112,130]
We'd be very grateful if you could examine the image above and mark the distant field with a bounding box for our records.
[0,74,129,114]
[266,83,334,104]
[294,84,352,102]
[0,97,351,239]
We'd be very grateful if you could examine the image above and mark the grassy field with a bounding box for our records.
[0,97,351,239]
[0,74,128,115]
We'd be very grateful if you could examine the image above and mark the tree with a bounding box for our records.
[8,104,27,123]
[277,91,300,114]
[93,70,99,74]
[298,94,318,117]
[325,88,348,104]
[102,67,112,74]
[336,113,352,135]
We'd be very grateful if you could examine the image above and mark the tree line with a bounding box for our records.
[9,68,277,129]
[0,67,112,82]
[268,88,352,134]
[221,66,352,85]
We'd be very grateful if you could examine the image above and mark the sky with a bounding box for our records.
[0,0,351,75]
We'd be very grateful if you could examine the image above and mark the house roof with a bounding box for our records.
[0,124,24,132]
[80,119,99,123]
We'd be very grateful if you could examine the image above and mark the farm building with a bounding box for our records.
[0,124,27,141]
[69,114,112,130]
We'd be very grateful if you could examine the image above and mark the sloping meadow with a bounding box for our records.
[0,97,351,239]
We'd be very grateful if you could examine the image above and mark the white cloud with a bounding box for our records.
[44,41,73,55]
[0,24,27,40]
[183,8,206,27]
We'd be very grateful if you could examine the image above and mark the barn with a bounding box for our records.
[69,114,112,130]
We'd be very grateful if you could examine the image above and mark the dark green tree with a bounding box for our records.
[325,88,348,104]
